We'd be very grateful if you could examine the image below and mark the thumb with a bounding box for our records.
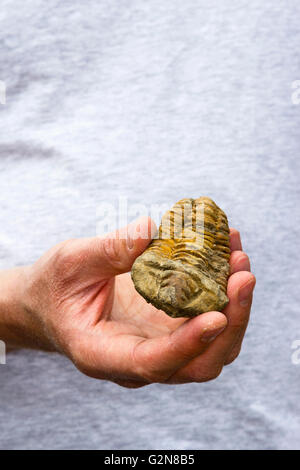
[84,216,157,279]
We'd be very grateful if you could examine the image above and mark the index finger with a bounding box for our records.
[132,310,227,383]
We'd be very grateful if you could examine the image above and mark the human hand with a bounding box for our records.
[19,217,255,388]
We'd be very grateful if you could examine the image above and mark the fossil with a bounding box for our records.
[131,197,230,318]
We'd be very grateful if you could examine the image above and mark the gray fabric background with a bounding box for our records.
[0,0,300,450]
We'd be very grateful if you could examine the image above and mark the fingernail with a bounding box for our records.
[239,280,255,306]
[201,325,226,343]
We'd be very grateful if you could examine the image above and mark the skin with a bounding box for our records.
[0,217,255,388]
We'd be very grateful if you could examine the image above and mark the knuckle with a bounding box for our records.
[102,237,125,268]
[203,366,223,382]
[191,365,223,383]
[237,253,250,266]
[231,249,243,258]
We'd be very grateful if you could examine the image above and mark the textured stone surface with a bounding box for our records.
[131,197,230,318]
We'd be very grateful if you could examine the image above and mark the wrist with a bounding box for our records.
[0,266,55,351]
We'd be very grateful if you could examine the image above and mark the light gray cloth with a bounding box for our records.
[0,0,300,450]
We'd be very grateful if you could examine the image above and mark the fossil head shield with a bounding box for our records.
[131,197,231,318]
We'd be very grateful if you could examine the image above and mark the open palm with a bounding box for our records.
[28,217,255,388]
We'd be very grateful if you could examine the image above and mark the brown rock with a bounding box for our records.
[131,197,230,318]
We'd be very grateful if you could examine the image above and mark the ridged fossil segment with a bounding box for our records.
[131,197,230,318]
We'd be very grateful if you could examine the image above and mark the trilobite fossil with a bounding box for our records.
[131,197,230,318]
